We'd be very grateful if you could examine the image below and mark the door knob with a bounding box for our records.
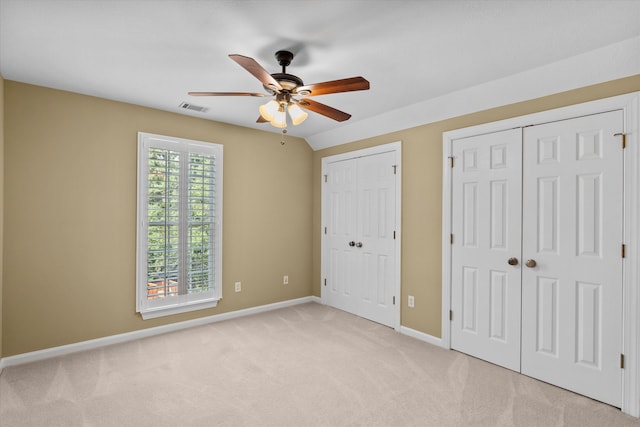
[356,242,363,248]
[507,257,519,266]
[525,259,537,268]
[348,241,356,247]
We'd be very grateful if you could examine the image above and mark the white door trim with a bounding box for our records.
[442,92,640,416]
[321,141,402,330]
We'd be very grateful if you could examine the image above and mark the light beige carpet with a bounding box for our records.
[1,302,639,426]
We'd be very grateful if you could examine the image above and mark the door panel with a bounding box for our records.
[535,276,559,356]
[521,110,623,407]
[489,270,507,340]
[451,128,523,371]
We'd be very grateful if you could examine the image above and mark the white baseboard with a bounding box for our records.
[0,296,317,369]
[0,297,444,371]
[399,325,445,348]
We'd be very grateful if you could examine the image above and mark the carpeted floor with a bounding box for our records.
[1,302,639,426]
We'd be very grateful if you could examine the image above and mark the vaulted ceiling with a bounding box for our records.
[1,0,639,150]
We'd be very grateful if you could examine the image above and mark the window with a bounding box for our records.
[137,132,222,319]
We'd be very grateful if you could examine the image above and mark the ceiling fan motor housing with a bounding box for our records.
[269,72,303,92]
[263,50,304,93]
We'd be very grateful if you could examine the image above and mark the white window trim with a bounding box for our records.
[136,132,223,320]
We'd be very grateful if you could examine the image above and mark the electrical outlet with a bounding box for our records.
[408,295,415,308]
[235,281,241,292]
[283,275,289,285]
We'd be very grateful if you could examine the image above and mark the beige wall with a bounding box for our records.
[3,81,313,357]
[312,74,640,338]
[0,74,4,360]
[4,75,640,358]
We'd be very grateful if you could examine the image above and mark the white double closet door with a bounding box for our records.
[323,150,397,328]
[451,110,624,407]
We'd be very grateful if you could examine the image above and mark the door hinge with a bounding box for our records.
[449,310,453,321]
[448,156,454,168]
[393,230,396,240]
[392,164,398,175]
[621,353,625,369]
[324,174,328,183]
[622,243,626,258]
[615,132,626,149]
[324,278,327,287]
[393,296,396,305]
[450,233,454,244]
[324,226,327,235]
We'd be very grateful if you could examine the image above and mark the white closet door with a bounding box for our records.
[451,128,523,371]
[325,158,359,315]
[325,152,397,327]
[357,151,397,327]
[521,110,624,407]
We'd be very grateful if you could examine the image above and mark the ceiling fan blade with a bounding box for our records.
[296,77,369,96]
[229,54,283,92]
[295,99,351,122]
[188,91,267,97]
[257,115,268,123]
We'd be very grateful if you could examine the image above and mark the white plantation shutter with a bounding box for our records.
[137,133,222,319]
[145,147,180,300]
[186,152,217,294]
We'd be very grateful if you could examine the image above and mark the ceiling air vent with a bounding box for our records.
[179,102,209,113]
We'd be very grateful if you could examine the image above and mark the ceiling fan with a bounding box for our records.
[188,50,370,129]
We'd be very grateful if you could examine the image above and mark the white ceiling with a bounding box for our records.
[1,0,639,150]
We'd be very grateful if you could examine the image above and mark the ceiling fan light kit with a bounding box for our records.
[258,100,280,122]
[188,49,370,131]
[288,104,308,126]
[258,91,308,128]
[269,105,287,129]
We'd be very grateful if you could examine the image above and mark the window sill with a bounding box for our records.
[139,298,220,320]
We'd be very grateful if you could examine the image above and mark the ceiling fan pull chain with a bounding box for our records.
[281,128,287,145]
